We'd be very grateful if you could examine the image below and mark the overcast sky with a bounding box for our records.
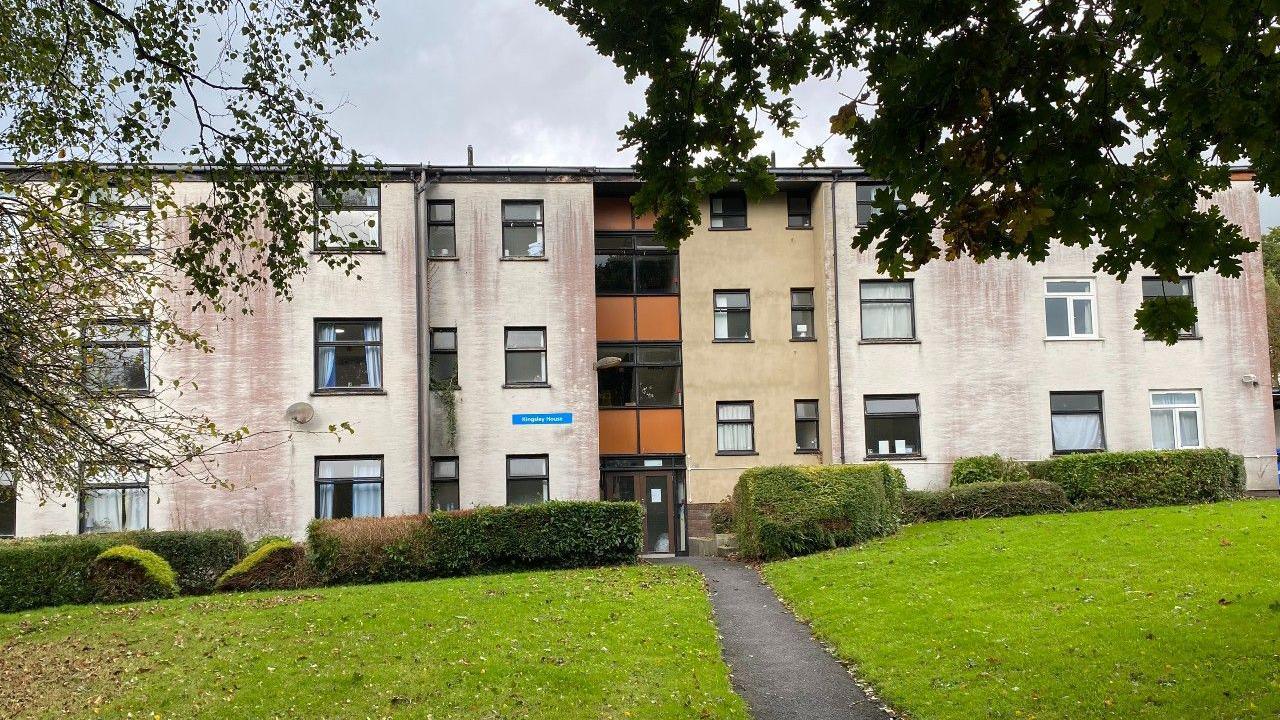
[308,0,1279,230]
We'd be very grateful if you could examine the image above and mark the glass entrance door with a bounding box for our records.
[604,471,675,554]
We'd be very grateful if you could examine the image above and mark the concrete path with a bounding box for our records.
[659,556,892,720]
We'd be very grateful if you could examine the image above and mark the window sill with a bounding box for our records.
[428,255,460,262]
[791,337,819,343]
[786,225,813,231]
[708,226,751,232]
[503,383,551,389]
[1143,335,1202,342]
[1052,448,1105,455]
[90,390,154,399]
[795,449,822,455]
[312,248,385,255]
[312,389,387,396]
[1044,336,1102,342]
[499,256,549,262]
[716,450,759,456]
[864,454,926,461]
[713,338,754,344]
[858,338,919,345]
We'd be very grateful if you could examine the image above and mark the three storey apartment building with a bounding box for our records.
[6,165,1275,553]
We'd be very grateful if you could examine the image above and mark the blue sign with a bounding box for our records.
[512,412,573,426]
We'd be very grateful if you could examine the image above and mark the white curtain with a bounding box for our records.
[84,489,121,532]
[316,483,334,519]
[862,304,912,338]
[1151,409,1176,449]
[352,483,382,517]
[1178,410,1201,447]
[1072,298,1094,334]
[713,311,728,339]
[124,487,148,530]
[717,404,753,451]
[318,324,337,387]
[1052,415,1102,450]
[363,324,382,387]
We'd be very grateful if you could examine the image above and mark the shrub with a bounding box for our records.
[709,497,736,534]
[903,480,1072,522]
[215,540,316,592]
[248,534,294,554]
[87,545,179,603]
[0,529,244,612]
[951,454,1031,485]
[308,501,644,586]
[1027,448,1245,509]
[732,464,905,561]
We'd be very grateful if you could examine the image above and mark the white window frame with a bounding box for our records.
[1149,390,1204,449]
[1044,278,1098,340]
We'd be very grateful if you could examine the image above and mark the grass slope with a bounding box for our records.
[764,501,1280,720]
[0,564,749,720]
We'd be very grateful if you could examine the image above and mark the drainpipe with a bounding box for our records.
[830,171,848,463]
[413,168,429,513]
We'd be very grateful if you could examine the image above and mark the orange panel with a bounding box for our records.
[633,209,656,231]
[635,296,681,341]
[639,408,684,454]
[599,409,640,455]
[595,197,634,231]
[596,297,636,341]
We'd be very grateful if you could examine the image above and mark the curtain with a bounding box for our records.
[124,487,148,530]
[1052,414,1102,450]
[713,311,728,339]
[84,489,121,532]
[316,483,334,519]
[352,483,382,517]
[1151,409,1176,449]
[364,324,382,388]
[717,406,752,451]
[318,324,337,387]
[862,304,912,338]
[1177,410,1200,447]
[1072,298,1094,334]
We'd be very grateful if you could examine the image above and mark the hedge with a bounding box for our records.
[308,501,644,585]
[0,529,244,612]
[87,545,179,603]
[732,464,905,560]
[903,480,1072,522]
[1027,448,1245,509]
[216,540,316,592]
[951,454,1031,485]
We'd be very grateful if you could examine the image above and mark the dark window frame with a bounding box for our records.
[506,454,549,505]
[791,288,817,341]
[859,279,917,342]
[78,465,150,534]
[0,472,13,538]
[856,182,891,227]
[313,318,384,394]
[593,231,679,296]
[1141,276,1199,340]
[313,455,385,519]
[87,188,154,254]
[501,199,546,258]
[794,399,821,454]
[715,400,757,455]
[426,199,457,259]
[786,191,813,229]
[1049,391,1107,454]
[314,184,382,252]
[429,327,458,387]
[82,319,151,395]
[504,326,548,387]
[863,394,922,459]
[709,191,748,230]
[713,289,752,342]
[430,456,460,512]
[596,342,683,409]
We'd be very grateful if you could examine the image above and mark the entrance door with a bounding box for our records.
[604,471,675,554]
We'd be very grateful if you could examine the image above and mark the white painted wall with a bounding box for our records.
[825,179,1278,491]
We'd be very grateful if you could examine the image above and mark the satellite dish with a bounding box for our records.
[285,401,315,424]
[595,356,623,370]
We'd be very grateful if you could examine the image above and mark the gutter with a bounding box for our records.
[413,169,430,513]
[831,171,848,463]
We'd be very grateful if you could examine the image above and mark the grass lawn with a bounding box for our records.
[0,564,749,720]
[764,500,1280,720]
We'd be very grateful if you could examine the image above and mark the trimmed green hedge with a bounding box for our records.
[904,480,1072,522]
[0,529,244,612]
[732,464,905,560]
[88,545,179,603]
[216,540,316,592]
[308,501,644,586]
[1027,448,1245,509]
[951,454,1031,485]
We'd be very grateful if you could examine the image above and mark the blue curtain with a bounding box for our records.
[364,323,382,388]
[318,324,337,387]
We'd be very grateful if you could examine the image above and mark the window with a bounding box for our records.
[79,466,148,534]
[83,320,150,392]
[860,280,915,341]
[315,457,383,519]
[795,400,820,453]
[791,289,816,340]
[787,191,812,229]
[506,455,548,505]
[502,200,544,257]
[713,290,751,341]
[427,200,456,258]
[1050,391,1105,453]
[315,186,380,250]
[430,457,460,511]
[90,189,153,252]
[597,344,682,407]
[430,328,458,386]
[505,327,547,385]
[1150,391,1203,449]
[1044,279,1097,338]
[315,320,383,391]
[0,471,14,538]
[716,401,755,454]
[1142,277,1197,338]
[594,232,678,294]
[856,183,890,227]
[864,395,921,457]
[709,191,747,229]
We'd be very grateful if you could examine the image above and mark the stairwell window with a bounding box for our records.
[856,183,890,227]
[791,289,816,340]
[1142,277,1197,339]
[430,328,458,385]
[860,280,915,341]
[1150,390,1203,449]
[315,457,383,519]
[315,186,380,250]
[787,191,812,229]
[502,201,544,257]
[430,457,460,511]
[504,327,547,386]
[1045,279,1097,339]
[315,320,383,392]
[1050,391,1105,453]
[864,395,921,458]
[709,191,747,229]
[80,466,148,534]
[83,320,150,393]
[714,290,751,341]
[427,200,456,258]
[506,455,549,505]
[795,400,820,453]
[716,401,755,454]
